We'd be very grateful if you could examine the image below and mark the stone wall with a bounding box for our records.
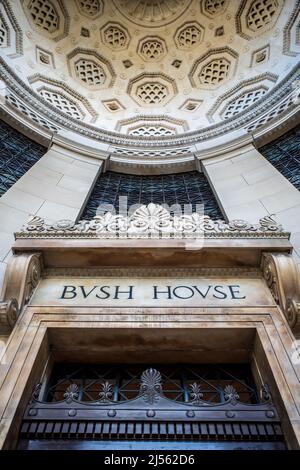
[203,143,300,268]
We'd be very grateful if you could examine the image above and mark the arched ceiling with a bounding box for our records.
[0,0,299,166]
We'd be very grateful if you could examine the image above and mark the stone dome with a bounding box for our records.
[0,0,299,170]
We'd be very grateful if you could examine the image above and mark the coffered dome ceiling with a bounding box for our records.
[0,0,299,166]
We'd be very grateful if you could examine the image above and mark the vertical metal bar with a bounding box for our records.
[181,372,189,402]
[114,369,120,401]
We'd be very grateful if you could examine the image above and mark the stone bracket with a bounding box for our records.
[0,299,18,334]
[0,253,42,333]
[262,252,300,336]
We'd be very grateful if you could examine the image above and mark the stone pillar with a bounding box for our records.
[200,143,300,267]
[0,142,107,287]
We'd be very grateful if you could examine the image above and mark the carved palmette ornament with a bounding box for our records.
[140,368,163,404]
[262,252,300,335]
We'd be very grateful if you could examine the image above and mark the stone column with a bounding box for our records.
[200,143,300,267]
[0,142,107,287]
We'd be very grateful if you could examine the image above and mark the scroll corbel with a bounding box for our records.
[0,253,42,333]
[262,252,300,336]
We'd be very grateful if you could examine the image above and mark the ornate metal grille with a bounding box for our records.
[0,120,46,197]
[82,171,223,220]
[19,362,284,448]
[45,363,259,405]
[259,124,300,191]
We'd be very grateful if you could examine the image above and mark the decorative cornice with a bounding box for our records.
[116,114,189,132]
[0,58,299,150]
[16,203,288,240]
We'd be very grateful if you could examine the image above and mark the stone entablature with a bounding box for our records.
[1,200,300,449]
[4,204,298,336]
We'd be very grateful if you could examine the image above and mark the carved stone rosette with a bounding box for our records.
[0,253,42,333]
[262,252,300,336]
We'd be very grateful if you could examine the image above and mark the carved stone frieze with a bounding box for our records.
[16,203,287,239]
[0,253,42,333]
[262,252,300,335]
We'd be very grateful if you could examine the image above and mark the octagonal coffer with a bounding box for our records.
[67,49,116,90]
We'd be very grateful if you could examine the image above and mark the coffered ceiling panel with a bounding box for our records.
[0,0,299,148]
